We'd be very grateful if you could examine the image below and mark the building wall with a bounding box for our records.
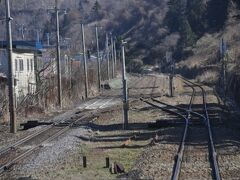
[0,50,37,100]
[12,52,36,99]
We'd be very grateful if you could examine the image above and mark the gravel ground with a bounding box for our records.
[214,126,240,179]
[0,107,77,150]
[126,126,183,179]
[1,127,92,180]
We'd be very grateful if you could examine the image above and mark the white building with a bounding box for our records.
[0,49,37,101]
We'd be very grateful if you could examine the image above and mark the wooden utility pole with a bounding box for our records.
[55,0,62,107]
[6,0,16,133]
[95,25,101,92]
[81,24,88,99]
[121,40,128,130]
[105,33,110,80]
[110,33,115,78]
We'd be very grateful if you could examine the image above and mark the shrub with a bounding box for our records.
[127,59,143,73]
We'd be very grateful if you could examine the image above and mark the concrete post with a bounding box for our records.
[110,33,115,78]
[81,24,88,99]
[95,25,101,92]
[105,33,110,80]
[121,40,128,130]
[113,39,117,72]
[5,0,16,133]
[55,0,62,107]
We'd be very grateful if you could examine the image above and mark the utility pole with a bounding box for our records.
[6,0,16,133]
[46,33,50,46]
[113,38,117,72]
[36,29,41,42]
[220,38,227,104]
[110,33,115,78]
[18,24,25,40]
[166,51,174,97]
[81,24,88,99]
[121,40,128,130]
[95,25,101,92]
[55,0,62,108]
[105,33,110,80]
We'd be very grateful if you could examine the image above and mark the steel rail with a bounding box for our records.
[140,92,194,180]
[0,115,83,157]
[140,98,189,119]
[0,125,53,156]
[151,98,205,119]
[171,78,196,180]
[177,75,221,180]
[0,113,90,174]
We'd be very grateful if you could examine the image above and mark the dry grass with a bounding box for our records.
[196,70,219,84]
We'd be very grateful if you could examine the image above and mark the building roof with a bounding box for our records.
[0,73,7,82]
[0,40,40,49]
[0,40,68,50]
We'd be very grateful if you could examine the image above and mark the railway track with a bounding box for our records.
[140,75,221,180]
[0,97,120,175]
[0,113,91,174]
[178,76,220,180]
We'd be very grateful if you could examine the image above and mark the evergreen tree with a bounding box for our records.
[78,0,84,11]
[91,0,101,21]
[78,0,89,11]
[186,0,207,36]
[166,0,196,49]
[207,0,229,31]
[166,0,184,32]
[179,17,196,47]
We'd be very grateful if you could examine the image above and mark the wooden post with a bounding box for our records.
[83,156,87,168]
[106,157,110,168]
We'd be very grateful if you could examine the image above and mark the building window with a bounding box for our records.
[15,59,18,71]
[30,59,33,71]
[27,59,29,71]
[19,59,24,71]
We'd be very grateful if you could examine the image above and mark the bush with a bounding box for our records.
[127,59,143,73]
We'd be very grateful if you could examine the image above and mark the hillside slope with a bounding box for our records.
[0,0,239,76]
